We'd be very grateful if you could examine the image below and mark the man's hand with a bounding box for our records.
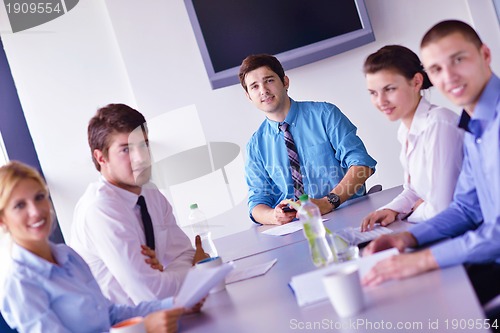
[361,209,398,232]
[144,308,183,333]
[310,197,333,215]
[141,245,164,272]
[271,201,298,225]
[251,202,297,225]
[192,235,210,265]
[362,249,439,287]
[363,232,418,256]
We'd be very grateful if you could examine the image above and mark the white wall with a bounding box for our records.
[1,0,499,240]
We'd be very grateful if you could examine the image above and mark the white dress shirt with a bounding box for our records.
[379,97,464,222]
[70,177,195,305]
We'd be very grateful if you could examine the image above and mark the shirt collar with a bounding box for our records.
[10,241,71,278]
[397,97,430,141]
[265,98,297,134]
[458,74,500,137]
[407,97,432,136]
[99,175,141,209]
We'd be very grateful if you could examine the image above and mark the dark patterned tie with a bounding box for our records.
[137,195,155,250]
[279,122,304,200]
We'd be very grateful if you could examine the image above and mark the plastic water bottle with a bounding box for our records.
[298,194,333,267]
[188,203,218,258]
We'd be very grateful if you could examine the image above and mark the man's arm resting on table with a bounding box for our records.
[312,165,374,215]
[362,248,439,286]
[363,231,418,256]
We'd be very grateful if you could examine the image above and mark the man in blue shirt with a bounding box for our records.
[239,54,377,225]
[363,20,500,306]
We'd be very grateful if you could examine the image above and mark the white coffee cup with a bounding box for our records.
[322,265,365,318]
[195,256,225,293]
[110,316,146,333]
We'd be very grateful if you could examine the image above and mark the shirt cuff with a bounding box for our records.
[409,222,439,246]
[430,238,468,267]
[159,297,174,310]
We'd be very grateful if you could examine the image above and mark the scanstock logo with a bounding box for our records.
[3,0,79,33]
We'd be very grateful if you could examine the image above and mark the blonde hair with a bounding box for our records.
[0,161,48,218]
[0,162,49,289]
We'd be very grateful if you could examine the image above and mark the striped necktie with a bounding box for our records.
[279,122,304,200]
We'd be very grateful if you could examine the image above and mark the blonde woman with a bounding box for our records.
[0,161,187,333]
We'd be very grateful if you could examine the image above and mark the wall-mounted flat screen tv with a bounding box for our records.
[184,0,375,90]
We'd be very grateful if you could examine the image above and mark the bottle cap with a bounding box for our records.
[299,194,309,201]
[189,203,198,209]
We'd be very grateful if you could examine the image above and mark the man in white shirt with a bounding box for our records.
[70,104,207,306]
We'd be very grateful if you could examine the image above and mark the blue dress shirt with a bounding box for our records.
[1,242,173,333]
[245,99,377,219]
[410,74,500,267]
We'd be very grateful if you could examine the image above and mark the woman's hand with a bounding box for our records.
[361,209,398,232]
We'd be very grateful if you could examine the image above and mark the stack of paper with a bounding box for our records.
[289,248,398,307]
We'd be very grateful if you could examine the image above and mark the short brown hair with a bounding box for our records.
[238,54,286,92]
[88,104,147,171]
[0,161,47,218]
[421,20,483,50]
[363,45,432,90]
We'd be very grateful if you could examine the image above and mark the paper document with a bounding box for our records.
[175,262,234,308]
[226,258,278,284]
[289,248,398,307]
[262,220,302,236]
[261,219,327,236]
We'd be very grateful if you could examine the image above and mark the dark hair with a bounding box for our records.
[363,45,432,90]
[238,54,286,92]
[88,104,147,171]
[421,20,483,50]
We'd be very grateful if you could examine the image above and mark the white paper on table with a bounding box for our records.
[261,219,327,236]
[289,248,399,307]
[226,258,278,284]
[175,262,234,308]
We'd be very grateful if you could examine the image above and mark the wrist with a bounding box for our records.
[401,231,418,248]
[325,193,341,210]
[421,248,439,271]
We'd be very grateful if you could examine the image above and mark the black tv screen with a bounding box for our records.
[185,0,375,89]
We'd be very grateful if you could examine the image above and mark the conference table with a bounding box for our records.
[179,186,489,332]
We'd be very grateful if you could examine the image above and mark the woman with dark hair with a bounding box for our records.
[361,45,464,231]
[0,161,187,333]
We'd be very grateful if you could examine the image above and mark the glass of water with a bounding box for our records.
[328,227,360,263]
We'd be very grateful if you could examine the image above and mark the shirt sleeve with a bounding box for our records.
[408,119,463,222]
[410,149,486,267]
[1,277,72,333]
[325,104,377,171]
[109,297,174,326]
[245,138,279,220]
[82,201,190,304]
[379,184,420,215]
